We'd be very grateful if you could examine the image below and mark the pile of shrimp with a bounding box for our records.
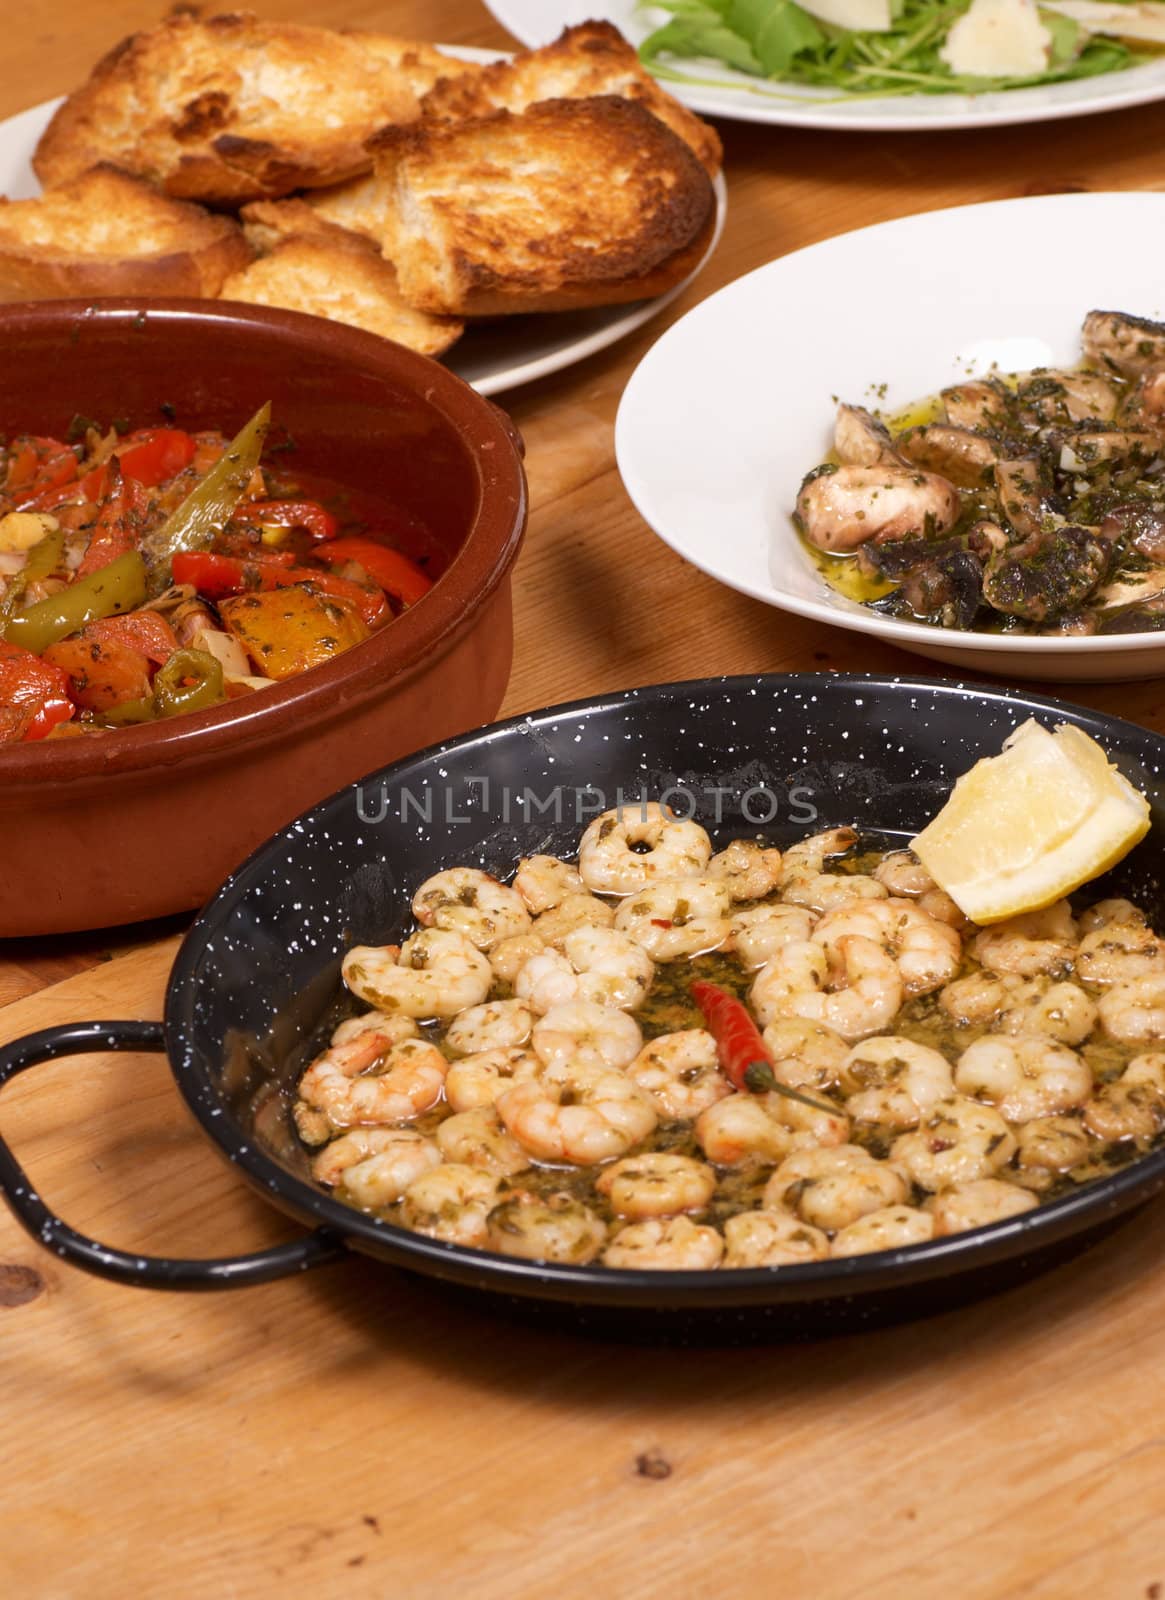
[293,803,1165,1271]
[795,308,1165,635]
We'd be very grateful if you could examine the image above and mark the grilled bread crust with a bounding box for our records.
[33,12,475,207]
[220,230,463,357]
[421,21,722,176]
[0,164,252,301]
[367,96,716,317]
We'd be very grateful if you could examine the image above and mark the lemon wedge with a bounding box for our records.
[912,718,1151,925]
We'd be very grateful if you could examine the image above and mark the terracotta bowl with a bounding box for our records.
[0,299,527,936]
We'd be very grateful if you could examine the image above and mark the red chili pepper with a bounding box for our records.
[689,980,779,1094]
[77,466,152,577]
[239,498,339,542]
[171,550,388,628]
[0,639,74,742]
[689,980,837,1112]
[321,536,433,607]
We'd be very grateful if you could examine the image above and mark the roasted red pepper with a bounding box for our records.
[7,436,79,508]
[239,498,339,542]
[77,466,152,578]
[690,980,835,1112]
[170,550,388,628]
[322,536,433,607]
[114,428,197,488]
[0,639,74,742]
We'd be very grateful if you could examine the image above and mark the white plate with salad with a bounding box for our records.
[484,0,1165,128]
[614,191,1165,682]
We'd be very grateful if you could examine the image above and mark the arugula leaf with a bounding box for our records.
[731,0,826,73]
[640,6,765,72]
[1040,6,1085,64]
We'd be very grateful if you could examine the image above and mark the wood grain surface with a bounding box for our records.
[2,4,1165,1597]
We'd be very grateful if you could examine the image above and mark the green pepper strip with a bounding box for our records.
[0,527,68,630]
[101,695,158,727]
[3,550,147,655]
[152,648,226,718]
[139,402,271,594]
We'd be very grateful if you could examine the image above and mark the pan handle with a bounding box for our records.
[0,1020,345,1290]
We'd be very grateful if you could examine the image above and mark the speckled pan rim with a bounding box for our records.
[163,673,1165,1307]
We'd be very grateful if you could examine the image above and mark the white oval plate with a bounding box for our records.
[0,52,725,399]
[484,0,1165,130]
[615,191,1165,683]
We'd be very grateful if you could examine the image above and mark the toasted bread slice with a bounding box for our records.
[219,231,463,357]
[421,21,721,176]
[367,96,716,318]
[239,198,351,254]
[0,163,252,302]
[33,12,475,206]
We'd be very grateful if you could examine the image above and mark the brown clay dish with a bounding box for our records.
[0,299,527,937]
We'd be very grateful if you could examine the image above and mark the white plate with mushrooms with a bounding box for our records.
[615,190,1165,681]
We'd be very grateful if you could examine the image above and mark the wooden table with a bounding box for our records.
[3,4,1165,1595]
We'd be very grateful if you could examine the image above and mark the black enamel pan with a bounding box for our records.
[3,674,1165,1342]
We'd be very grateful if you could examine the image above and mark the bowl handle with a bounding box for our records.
[0,1020,345,1290]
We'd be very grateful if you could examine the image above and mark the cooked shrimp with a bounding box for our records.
[940,973,1097,1045]
[601,1216,724,1270]
[1077,898,1148,936]
[412,867,531,950]
[891,1095,1017,1190]
[694,1095,794,1166]
[578,802,712,895]
[595,1153,717,1219]
[498,1060,657,1165]
[729,905,816,969]
[831,1205,935,1256]
[971,900,1077,978]
[531,892,616,945]
[486,1191,607,1263]
[399,1163,501,1248]
[694,1089,848,1166]
[530,1000,642,1072]
[778,827,888,913]
[1098,975,1165,1045]
[750,935,903,1042]
[762,1017,848,1093]
[310,1128,440,1209]
[444,998,533,1056]
[814,897,962,997]
[488,930,547,984]
[613,877,732,961]
[706,839,783,901]
[1014,1115,1091,1185]
[297,1035,449,1131]
[795,463,960,553]
[1075,921,1165,986]
[872,850,967,929]
[627,1029,732,1120]
[840,1036,954,1130]
[954,1035,1092,1122]
[342,929,492,1019]
[1082,1053,1165,1140]
[513,854,585,915]
[435,1107,531,1175]
[764,1144,910,1232]
[927,1179,1037,1236]
[444,1047,542,1114]
[519,926,654,1012]
[722,1211,830,1268]
[330,1010,419,1048]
